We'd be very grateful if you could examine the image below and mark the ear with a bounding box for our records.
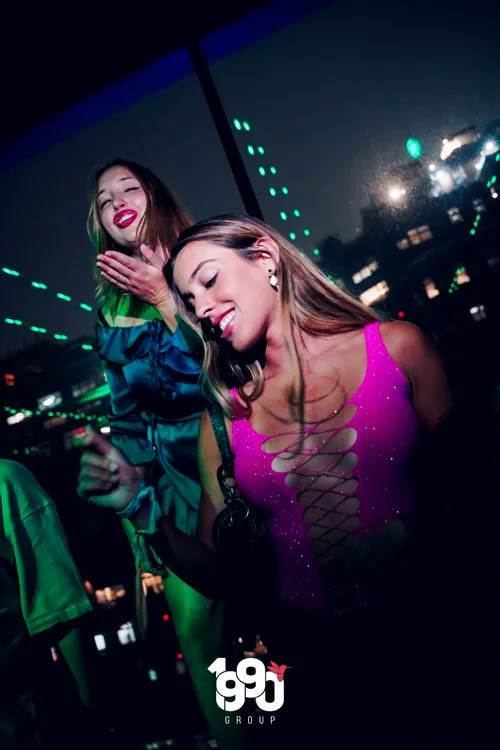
[253,236,280,275]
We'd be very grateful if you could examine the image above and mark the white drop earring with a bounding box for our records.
[269,272,279,290]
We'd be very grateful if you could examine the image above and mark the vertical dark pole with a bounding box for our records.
[188,39,264,221]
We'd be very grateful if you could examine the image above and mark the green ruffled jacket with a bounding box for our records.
[94,311,207,579]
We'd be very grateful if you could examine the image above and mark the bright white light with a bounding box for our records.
[483,139,498,154]
[429,163,436,171]
[38,392,62,411]
[94,634,106,651]
[492,192,498,199]
[100,425,111,434]
[470,304,486,321]
[388,186,405,202]
[7,412,26,425]
[118,622,136,645]
[436,170,448,183]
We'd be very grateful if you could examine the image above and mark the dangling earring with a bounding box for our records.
[269,271,279,291]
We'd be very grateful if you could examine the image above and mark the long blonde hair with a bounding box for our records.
[166,213,380,419]
[87,158,192,318]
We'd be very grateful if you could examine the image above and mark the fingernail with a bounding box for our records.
[109,462,119,472]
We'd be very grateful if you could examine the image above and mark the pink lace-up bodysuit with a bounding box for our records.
[230,322,420,615]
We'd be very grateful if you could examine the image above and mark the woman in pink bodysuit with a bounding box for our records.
[91,213,454,747]
[166,213,453,747]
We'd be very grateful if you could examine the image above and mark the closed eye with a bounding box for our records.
[99,186,139,210]
[205,274,217,289]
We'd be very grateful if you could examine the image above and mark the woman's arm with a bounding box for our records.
[142,409,229,598]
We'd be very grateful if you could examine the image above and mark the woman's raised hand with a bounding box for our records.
[96,245,170,307]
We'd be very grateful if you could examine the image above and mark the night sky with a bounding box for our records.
[1,0,499,359]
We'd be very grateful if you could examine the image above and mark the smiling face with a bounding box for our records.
[173,239,281,352]
[96,166,148,250]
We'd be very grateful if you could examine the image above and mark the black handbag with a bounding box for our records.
[207,401,278,652]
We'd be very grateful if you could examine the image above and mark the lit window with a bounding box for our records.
[424,279,440,299]
[117,622,136,645]
[472,198,486,213]
[38,392,63,411]
[94,634,106,652]
[417,225,433,241]
[359,281,389,306]
[397,238,410,250]
[352,260,379,284]
[470,305,486,322]
[447,207,463,223]
[406,225,433,246]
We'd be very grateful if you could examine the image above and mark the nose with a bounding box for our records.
[195,298,214,321]
[112,194,126,210]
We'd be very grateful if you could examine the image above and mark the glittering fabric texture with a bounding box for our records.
[231,322,419,615]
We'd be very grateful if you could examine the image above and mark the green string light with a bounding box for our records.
[2,268,92,311]
[5,318,22,325]
[313,249,320,256]
[82,344,93,350]
[233,118,318,264]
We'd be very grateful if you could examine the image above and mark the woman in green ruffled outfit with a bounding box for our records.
[77,158,243,749]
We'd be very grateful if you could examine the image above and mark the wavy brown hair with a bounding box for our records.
[87,158,192,318]
[166,213,380,420]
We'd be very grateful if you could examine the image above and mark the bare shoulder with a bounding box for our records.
[379,321,431,377]
[380,321,452,428]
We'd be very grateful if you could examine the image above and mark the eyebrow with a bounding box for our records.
[189,259,217,281]
[97,176,137,199]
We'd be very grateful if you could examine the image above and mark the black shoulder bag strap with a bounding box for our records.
[207,401,250,529]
